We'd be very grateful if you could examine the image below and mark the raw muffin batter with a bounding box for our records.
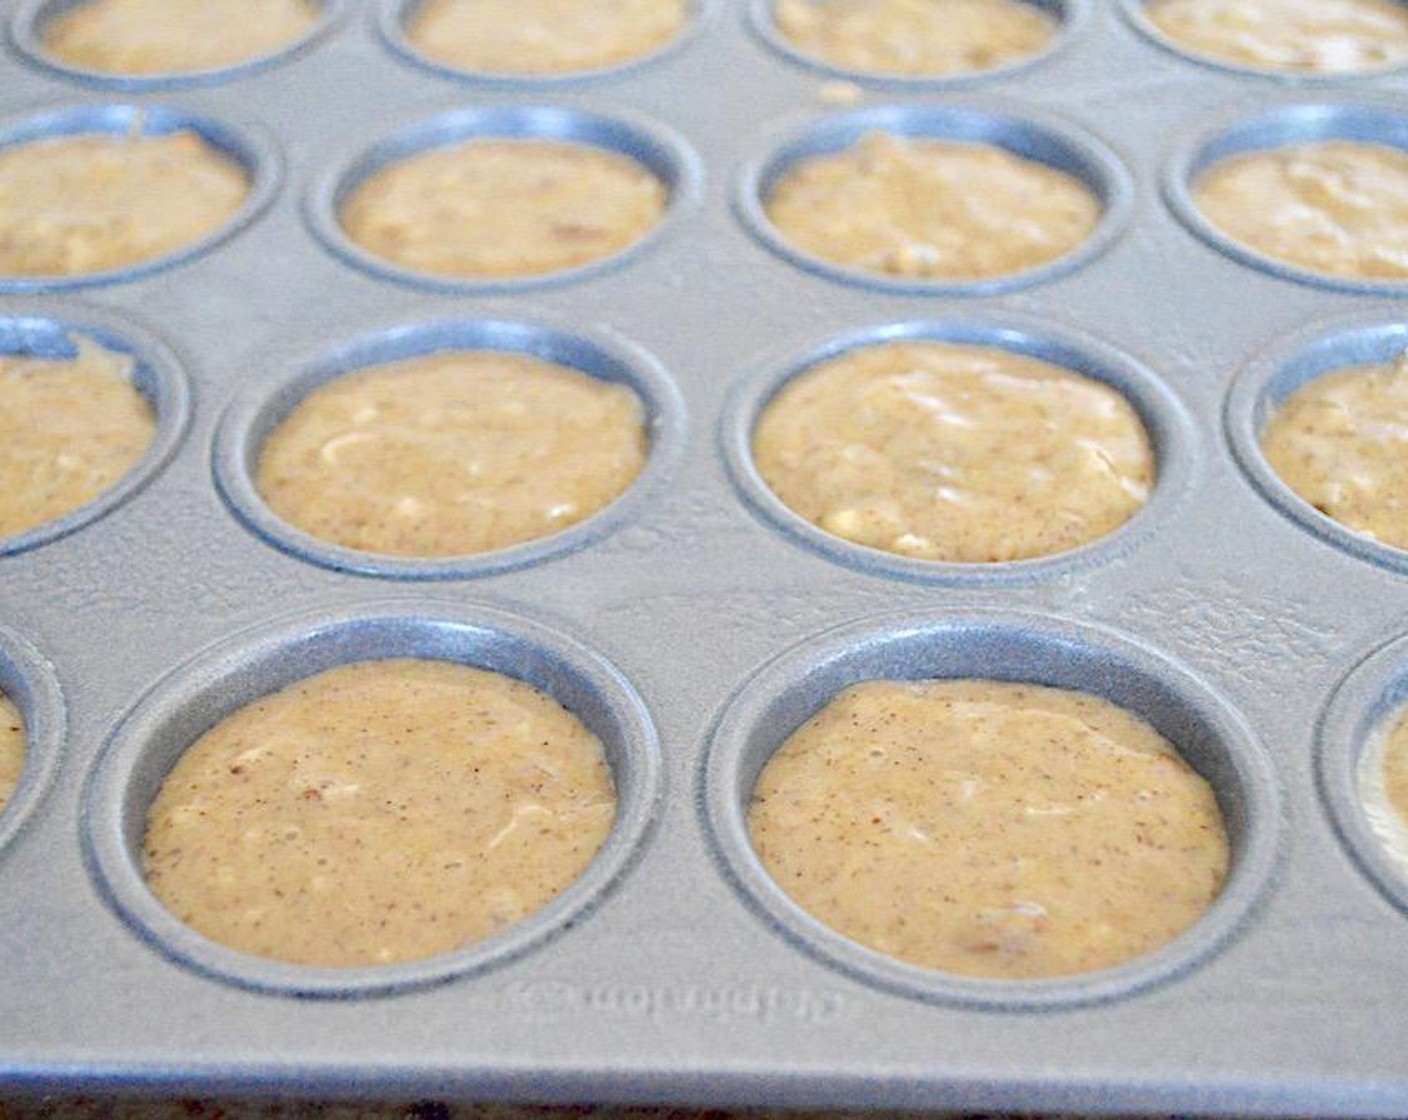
[408,0,690,75]
[341,139,667,279]
[0,336,155,539]
[1194,141,1408,281]
[143,659,617,967]
[1144,0,1408,74]
[773,0,1057,77]
[257,350,647,557]
[1260,351,1408,550]
[749,679,1229,979]
[765,131,1099,281]
[0,131,249,278]
[752,340,1153,563]
[0,693,23,817]
[42,0,320,76]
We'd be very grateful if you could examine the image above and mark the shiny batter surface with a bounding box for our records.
[43,0,320,75]
[1261,352,1408,550]
[143,659,617,968]
[773,0,1056,77]
[749,679,1229,979]
[1195,141,1408,281]
[258,350,647,557]
[0,337,156,539]
[341,139,667,279]
[0,131,249,278]
[1382,706,1408,845]
[408,0,689,75]
[765,132,1099,281]
[0,694,23,817]
[752,341,1153,563]
[1145,0,1408,74]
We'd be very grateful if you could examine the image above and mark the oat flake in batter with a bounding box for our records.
[752,340,1153,563]
[773,0,1056,77]
[408,0,690,75]
[1194,141,1408,282]
[1261,351,1408,550]
[0,131,249,278]
[43,0,320,76]
[765,131,1099,282]
[143,659,617,968]
[749,679,1229,980]
[341,139,667,280]
[0,693,23,817]
[0,336,156,539]
[1145,0,1408,74]
[257,350,647,558]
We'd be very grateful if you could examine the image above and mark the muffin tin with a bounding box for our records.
[3,0,1408,1114]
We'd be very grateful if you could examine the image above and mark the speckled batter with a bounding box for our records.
[1144,0,1408,74]
[773,0,1056,77]
[765,132,1099,281]
[408,0,689,75]
[341,139,667,280]
[0,694,23,817]
[0,131,249,278]
[752,341,1152,563]
[42,0,320,76]
[1261,352,1408,550]
[749,679,1229,979]
[0,336,156,539]
[1194,141,1408,281]
[143,659,617,968]
[257,350,646,558]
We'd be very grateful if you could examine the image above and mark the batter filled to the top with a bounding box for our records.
[0,335,156,539]
[341,139,667,279]
[0,131,249,278]
[752,341,1153,563]
[1144,0,1408,74]
[1369,702,1408,869]
[1260,351,1408,550]
[42,0,320,76]
[765,131,1100,281]
[1194,141,1408,282]
[143,659,617,967]
[773,0,1057,77]
[749,679,1230,979]
[0,693,23,818]
[408,0,690,75]
[257,350,647,558]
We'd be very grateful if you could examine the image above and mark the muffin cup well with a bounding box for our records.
[0,301,191,555]
[720,315,1195,584]
[701,609,1282,1009]
[83,600,663,998]
[214,315,685,579]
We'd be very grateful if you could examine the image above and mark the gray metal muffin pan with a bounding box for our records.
[3,0,1408,1114]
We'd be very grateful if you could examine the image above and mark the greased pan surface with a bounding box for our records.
[2,1,1408,1114]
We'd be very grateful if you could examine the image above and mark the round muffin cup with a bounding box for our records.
[215,315,685,579]
[701,609,1282,1010]
[747,0,1085,88]
[1320,631,1408,918]
[0,102,280,293]
[721,315,1195,584]
[307,104,701,293]
[82,600,663,998]
[1118,0,1408,82]
[1226,311,1408,574]
[378,0,716,86]
[0,624,65,857]
[1165,99,1408,295]
[737,102,1132,296]
[0,301,192,555]
[9,0,349,90]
